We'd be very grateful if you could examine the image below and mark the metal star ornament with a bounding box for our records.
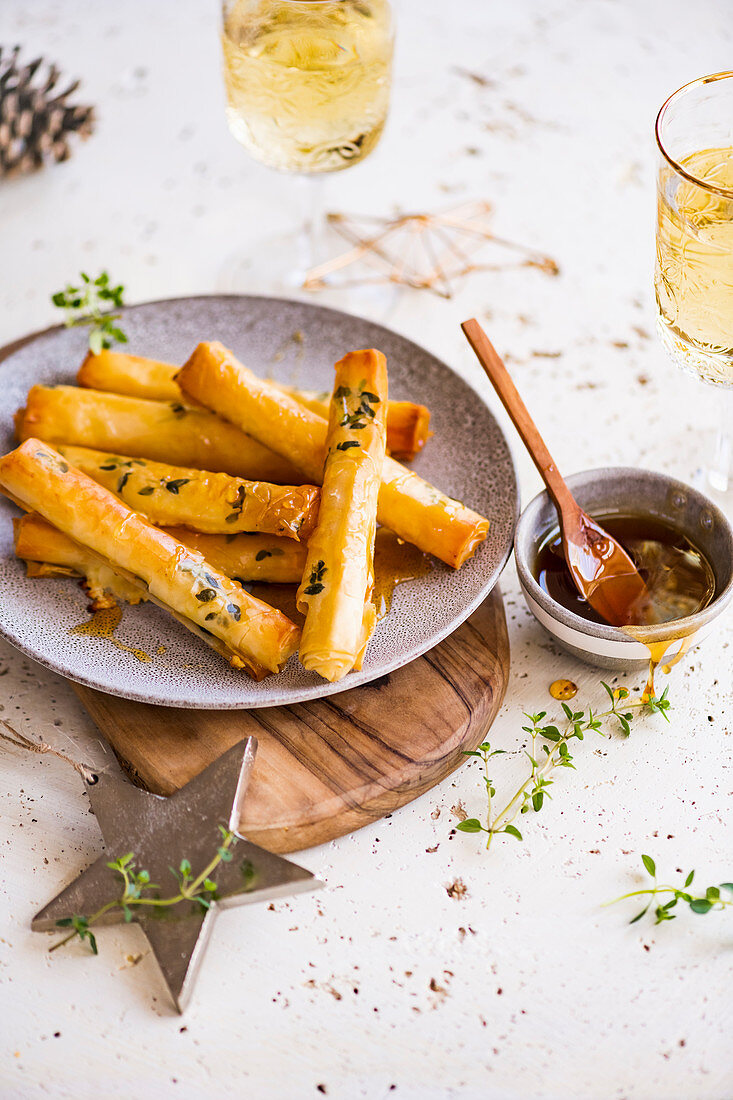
[303,199,559,298]
[32,738,322,1012]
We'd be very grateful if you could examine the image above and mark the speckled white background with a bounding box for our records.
[1,2,731,1098]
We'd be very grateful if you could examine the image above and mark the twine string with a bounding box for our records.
[0,718,97,783]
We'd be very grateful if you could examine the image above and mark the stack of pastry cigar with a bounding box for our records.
[0,342,490,683]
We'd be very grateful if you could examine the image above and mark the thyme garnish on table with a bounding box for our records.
[457,682,670,850]
[51,270,127,353]
[50,825,239,955]
[606,855,733,925]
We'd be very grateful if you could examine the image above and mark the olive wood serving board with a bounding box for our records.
[71,589,509,853]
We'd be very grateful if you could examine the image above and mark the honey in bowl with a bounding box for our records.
[534,513,716,628]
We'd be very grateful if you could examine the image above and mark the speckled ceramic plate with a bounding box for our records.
[0,295,517,708]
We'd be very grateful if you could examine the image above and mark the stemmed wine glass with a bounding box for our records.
[220,0,394,288]
[655,72,733,502]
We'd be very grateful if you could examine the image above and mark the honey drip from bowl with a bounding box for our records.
[623,627,695,701]
[535,513,716,696]
[70,605,151,663]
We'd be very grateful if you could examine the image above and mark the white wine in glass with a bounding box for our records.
[655,73,733,496]
[222,0,393,175]
[656,146,733,386]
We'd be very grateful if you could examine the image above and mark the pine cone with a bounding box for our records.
[0,45,95,178]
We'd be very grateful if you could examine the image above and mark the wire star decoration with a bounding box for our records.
[32,738,321,1012]
[303,199,559,298]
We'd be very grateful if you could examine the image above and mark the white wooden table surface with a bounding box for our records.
[1,2,731,1098]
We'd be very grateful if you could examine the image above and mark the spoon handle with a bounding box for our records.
[461,318,575,515]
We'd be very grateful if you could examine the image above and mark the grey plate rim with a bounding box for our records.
[0,293,518,709]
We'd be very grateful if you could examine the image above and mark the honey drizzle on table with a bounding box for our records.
[549,678,578,701]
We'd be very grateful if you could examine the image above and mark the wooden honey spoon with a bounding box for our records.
[461,318,649,628]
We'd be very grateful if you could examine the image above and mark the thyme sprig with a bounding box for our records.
[457,683,670,850]
[607,855,733,925]
[50,825,238,955]
[51,270,127,353]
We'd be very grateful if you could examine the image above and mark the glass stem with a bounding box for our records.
[299,174,327,278]
[709,386,733,494]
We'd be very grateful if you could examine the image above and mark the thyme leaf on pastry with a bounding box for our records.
[165,478,191,494]
[195,588,218,602]
[179,560,222,590]
[225,484,247,523]
[303,559,327,595]
[339,404,369,429]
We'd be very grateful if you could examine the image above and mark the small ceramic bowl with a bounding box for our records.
[514,467,733,670]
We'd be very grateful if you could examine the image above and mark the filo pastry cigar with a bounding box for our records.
[176,342,489,569]
[15,513,307,588]
[0,440,300,678]
[297,350,388,682]
[56,444,320,540]
[78,349,431,461]
[15,385,303,484]
[77,350,181,401]
[162,528,308,584]
[13,514,145,608]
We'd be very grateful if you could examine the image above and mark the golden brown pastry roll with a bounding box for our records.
[15,513,307,588]
[276,384,431,461]
[161,528,307,583]
[382,400,431,461]
[56,444,319,540]
[0,440,300,677]
[13,514,145,608]
[15,385,303,484]
[77,350,180,401]
[296,350,388,682]
[176,342,489,568]
[75,352,431,461]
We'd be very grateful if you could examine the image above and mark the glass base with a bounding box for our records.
[657,317,733,386]
[658,317,733,508]
[217,224,406,321]
[217,227,314,297]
